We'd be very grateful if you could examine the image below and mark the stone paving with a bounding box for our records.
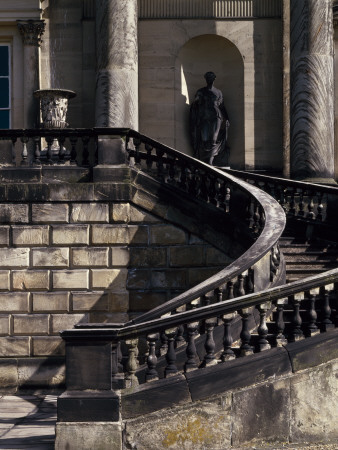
[0,395,56,449]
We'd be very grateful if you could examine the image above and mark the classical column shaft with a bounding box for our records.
[290,0,334,181]
[95,0,138,129]
[17,20,45,129]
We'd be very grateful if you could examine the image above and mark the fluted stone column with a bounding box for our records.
[290,0,335,183]
[17,20,45,129]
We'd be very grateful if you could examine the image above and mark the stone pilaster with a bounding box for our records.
[95,0,138,129]
[17,20,45,129]
[290,0,335,183]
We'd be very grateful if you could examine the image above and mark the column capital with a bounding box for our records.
[17,20,46,47]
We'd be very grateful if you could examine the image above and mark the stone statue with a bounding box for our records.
[190,72,230,166]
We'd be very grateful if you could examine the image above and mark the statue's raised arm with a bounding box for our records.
[190,72,230,166]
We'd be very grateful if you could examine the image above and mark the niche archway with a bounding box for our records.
[174,34,244,168]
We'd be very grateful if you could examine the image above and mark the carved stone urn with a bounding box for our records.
[34,89,76,128]
[34,89,76,161]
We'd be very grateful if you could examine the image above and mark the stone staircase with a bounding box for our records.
[280,236,338,283]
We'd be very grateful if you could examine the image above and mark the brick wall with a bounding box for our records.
[0,200,231,365]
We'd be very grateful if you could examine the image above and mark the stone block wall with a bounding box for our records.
[0,196,231,382]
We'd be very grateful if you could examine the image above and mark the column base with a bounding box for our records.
[55,421,122,450]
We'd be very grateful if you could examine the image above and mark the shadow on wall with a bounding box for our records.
[174,34,244,169]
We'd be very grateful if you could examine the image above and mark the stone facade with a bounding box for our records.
[0,183,231,389]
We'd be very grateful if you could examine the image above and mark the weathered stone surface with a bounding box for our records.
[51,313,88,334]
[32,203,69,223]
[169,246,204,267]
[0,315,9,335]
[92,225,130,244]
[0,204,29,223]
[72,247,109,267]
[130,204,161,223]
[32,292,69,312]
[188,268,220,287]
[130,247,167,267]
[127,269,150,289]
[111,203,130,223]
[0,360,18,389]
[72,292,109,311]
[17,357,65,387]
[55,422,122,450]
[89,312,129,323]
[91,269,128,289]
[32,336,65,356]
[151,269,187,289]
[205,247,232,265]
[53,270,89,289]
[0,248,29,268]
[12,225,49,246]
[124,394,231,449]
[0,270,10,290]
[71,203,109,223]
[290,359,338,443]
[111,247,130,266]
[128,225,149,244]
[12,270,49,290]
[0,226,10,245]
[231,378,290,445]
[150,224,186,245]
[0,337,29,356]
[32,247,69,267]
[13,314,49,335]
[109,292,129,312]
[52,225,89,245]
[129,291,166,311]
[0,293,29,312]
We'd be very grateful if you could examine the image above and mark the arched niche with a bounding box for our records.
[174,34,244,168]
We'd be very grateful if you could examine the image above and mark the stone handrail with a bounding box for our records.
[125,130,286,323]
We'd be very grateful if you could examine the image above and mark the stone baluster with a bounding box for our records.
[33,136,41,165]
[20,136,29,166]
[202,318,218,367]
[316,192,324,221]
[167,154,176,184]
[156,148,165,180]
[45,135,54,164]
[297,188,304,216]
[179,162,187,190]
[275,298,288,346]
[307,288,319,337]
[246,269,254,294]
[227,280,234,300]
[208,177,217,206]
[257,302,271,351]
[57,136,66,162]
[289,187,296,215]
[145,143,153,171]
[307,191,316,220]
[237,274,246,297]
[253,202,261,233]
[133,138,141,167]
[82,135,90,166]
[11,137,17,165]
[164,327,178,377]
[146,333,159,382]
[199,173,209,202]
[221,313,236,361]
[184,321,200,372]
[160,330,169,356]
[175,306,186,348]
[320,285,334,332]
[69,136,78,164]
[290,293,304,342]
[239,308,254,356]
[333,282,338,327]
[277,185,287,211]
[125,338,139,388]
[225,186,231,213]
